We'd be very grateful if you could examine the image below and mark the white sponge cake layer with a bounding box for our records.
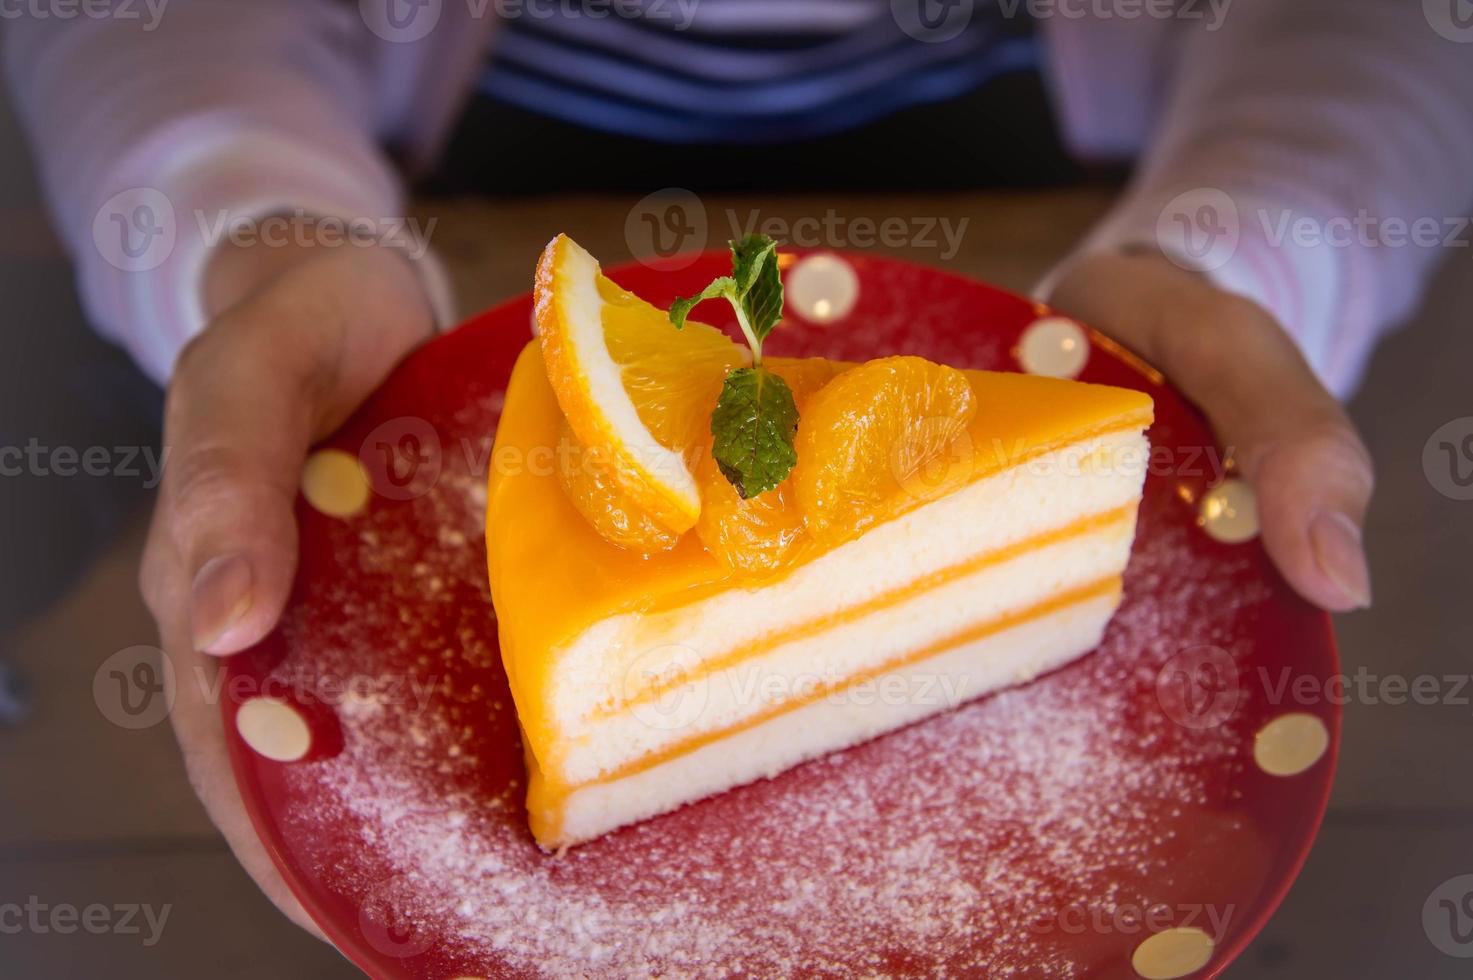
[545,428,1149,780]
[551,588,1122,848]
[555,511,1136,785]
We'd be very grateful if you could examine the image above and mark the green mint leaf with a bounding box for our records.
[668,277,737,330]
[728,234,771,294]
[670,234,796,499]
[710,366,799,500]
[729,234,784,343]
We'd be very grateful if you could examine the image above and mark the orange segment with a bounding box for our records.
[693,450,805,574]
[793,355,978,545]
[556,421,680,555]
[693,357,847,573]
[764,356,851,405]
[535,234,746,541]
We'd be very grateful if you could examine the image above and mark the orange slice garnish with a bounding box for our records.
[535,234,746,544]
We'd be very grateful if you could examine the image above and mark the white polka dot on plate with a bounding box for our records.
[786,254,859,323]
[236,697,312,763]
[1254,713,1330,776]
[1132,927,1215,979]
[301,449,371,518]
[1198,479,1259,543]
[1017,316,1089,378]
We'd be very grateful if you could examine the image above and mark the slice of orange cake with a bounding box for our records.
[487,235,1154,850]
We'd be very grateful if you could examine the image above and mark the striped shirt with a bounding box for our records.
[481,0,1037,144]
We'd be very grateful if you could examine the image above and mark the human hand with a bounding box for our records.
[1048,250,1373,612]
[139,238,436,935]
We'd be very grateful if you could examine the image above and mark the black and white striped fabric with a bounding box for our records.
[481,0,1037,144]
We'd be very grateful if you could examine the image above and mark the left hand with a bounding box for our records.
[139,240,437,936]
[1047,250,1373,612]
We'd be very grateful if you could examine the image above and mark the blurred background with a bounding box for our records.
[3,9,1473,979]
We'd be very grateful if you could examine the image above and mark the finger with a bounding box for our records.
[150,248,434,656]
[1049,253,1373,612]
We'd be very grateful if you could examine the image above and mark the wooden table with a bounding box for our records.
[4,188,1473,978]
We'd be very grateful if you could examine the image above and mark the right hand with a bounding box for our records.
[1048,251,1373,612]
[140,237,436,935]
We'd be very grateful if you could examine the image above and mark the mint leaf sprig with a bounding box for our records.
[669,233,785,359]
[669,234,798,500]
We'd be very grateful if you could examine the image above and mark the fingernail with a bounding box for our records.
[1309,511,1372,610]
[191,553,254,653]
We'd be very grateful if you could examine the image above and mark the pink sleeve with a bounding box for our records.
[4,0,453,384]
[1039,0,1473,398]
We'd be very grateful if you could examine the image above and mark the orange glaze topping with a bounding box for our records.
[486,341,1153,782]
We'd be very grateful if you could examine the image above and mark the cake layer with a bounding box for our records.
[544,428,1148,779]
[550,509,1138,785]
[532,586,1123,848]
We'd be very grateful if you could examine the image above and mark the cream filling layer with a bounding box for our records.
[541,587,1123,848]
[551,511,1138,786]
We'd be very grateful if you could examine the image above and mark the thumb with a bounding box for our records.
[1048,252,1373,612]
[154,313,316,656]
[144,246,435,655]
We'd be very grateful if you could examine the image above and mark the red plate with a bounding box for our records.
[223,250,1338,979]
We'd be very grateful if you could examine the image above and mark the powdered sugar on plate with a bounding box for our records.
[264,423,1268,978]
